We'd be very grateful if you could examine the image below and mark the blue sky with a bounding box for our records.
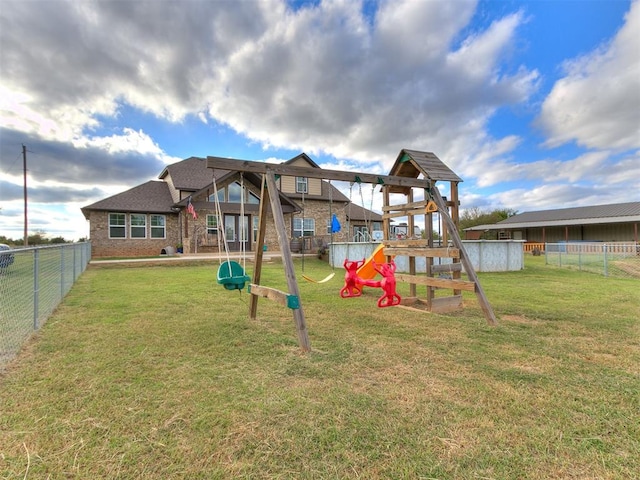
[1,0,638,240]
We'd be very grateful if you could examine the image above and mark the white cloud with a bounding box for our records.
[1,0,537,170]
[204,0,537,167]
[74,128,181,165]
[1,0,637,239]
[537,0,640,151]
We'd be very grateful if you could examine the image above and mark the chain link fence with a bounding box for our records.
[0,243,91,370]
[545,242,640,279]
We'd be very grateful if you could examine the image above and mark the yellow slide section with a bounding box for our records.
[356,244,390,280]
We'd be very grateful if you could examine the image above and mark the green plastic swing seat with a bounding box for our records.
[217,260,250,290]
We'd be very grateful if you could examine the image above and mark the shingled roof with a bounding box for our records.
[81,181,175,218]
[346,203,383,222]
[159,156,216,191]
[387,149,462,194]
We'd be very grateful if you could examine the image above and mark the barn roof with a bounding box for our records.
[466,202,640,231]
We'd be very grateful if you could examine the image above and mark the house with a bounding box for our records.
[81,153,382,257]
[464,202,640,244]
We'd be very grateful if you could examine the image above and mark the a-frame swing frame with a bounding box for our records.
[207,154,497,352]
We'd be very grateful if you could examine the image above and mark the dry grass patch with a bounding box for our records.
[1,257,639,479]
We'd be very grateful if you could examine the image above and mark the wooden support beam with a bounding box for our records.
[249,175,270,320]
[265,172,311,351]
[382,208,427,220]
[395,274,476,292]
[382,200,430,212]
[384,247,460,258]
[384,239,431,248]
[249,284,299,309]
[382,186,392,262]
[406,189,417,297]
[208,156,430,189]
[430,186,497,325]
[431,263,463,274]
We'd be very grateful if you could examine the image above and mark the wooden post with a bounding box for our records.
[264,171,311,351]
[450,181,462,295]
[382,186,391,261]
[431,185,497,326]
[407,189,417,298]
[425,200,434,307]
[249,175,270,320]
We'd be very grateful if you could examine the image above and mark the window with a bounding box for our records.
[130,214,147,238]
[247,190,260,204]
[239,215,249,243]
[210,182,260,205]
[296,177,308,194]
[253,216,259,242]
[225,215,236,241]
[353,225,368,240]
[207,214,219,235]
[208,188,225,203]
[293,217,315,237]
[228,182,242,203]
[109,213,126,238]
[150,215,166,239]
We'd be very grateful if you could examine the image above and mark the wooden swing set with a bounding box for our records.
[207,150,497,352]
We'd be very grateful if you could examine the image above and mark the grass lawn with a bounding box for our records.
[1,256,639,479]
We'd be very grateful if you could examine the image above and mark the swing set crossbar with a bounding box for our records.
[207,156,429,189]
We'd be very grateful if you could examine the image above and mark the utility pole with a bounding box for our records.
[23,144,28,246]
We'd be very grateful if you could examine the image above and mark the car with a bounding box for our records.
[0,243,15,269]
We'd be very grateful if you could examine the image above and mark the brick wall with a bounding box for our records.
[291,199,349,247]
[88,191,350,257]
[88,211,180,257]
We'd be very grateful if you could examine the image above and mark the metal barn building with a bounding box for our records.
[465,202,640,244]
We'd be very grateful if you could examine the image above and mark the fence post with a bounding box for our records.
[559,245,562,267]
[578,245,582,271]
[603,244,608,277]
[33,249,40,330]
[60,245,65,300]
[544,243,548,264]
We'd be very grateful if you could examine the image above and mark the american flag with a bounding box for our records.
[187,197,198,219]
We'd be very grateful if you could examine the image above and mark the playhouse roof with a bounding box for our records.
[387,150,462,194]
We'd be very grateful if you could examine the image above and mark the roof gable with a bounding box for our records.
[284,152,321,169]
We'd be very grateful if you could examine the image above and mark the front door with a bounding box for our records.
[224,214,250,252]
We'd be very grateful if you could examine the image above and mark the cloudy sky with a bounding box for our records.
[1,0,639,240]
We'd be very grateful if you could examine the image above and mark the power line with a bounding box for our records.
[1,150,24,175]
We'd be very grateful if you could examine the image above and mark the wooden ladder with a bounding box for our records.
[382,190,497,325]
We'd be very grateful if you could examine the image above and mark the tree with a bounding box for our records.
[49,236,68,244]
[458,207,517,239]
